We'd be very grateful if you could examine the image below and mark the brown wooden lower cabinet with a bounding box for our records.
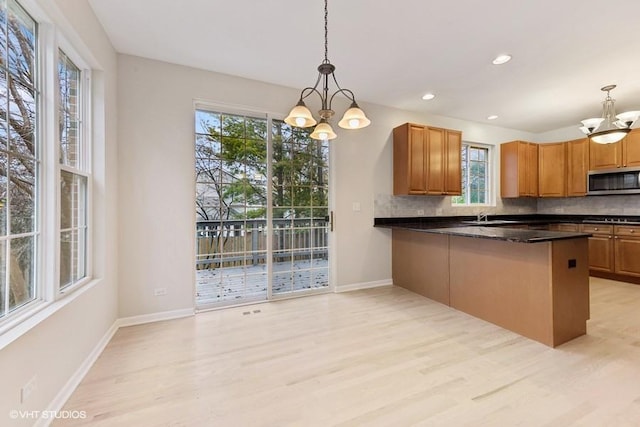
[581,223,640,281]
[614,225,640,277]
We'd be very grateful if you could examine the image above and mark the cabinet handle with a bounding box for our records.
[609,236,612,239]
[615,236,619,239]
[594,227,599,231]
[631,230,635,233]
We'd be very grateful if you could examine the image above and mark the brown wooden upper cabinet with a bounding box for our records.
[538,142,567,197]
[500,141,538,198]
[393,123,462,195]
[566,138,589,196]
[589,128,640,170]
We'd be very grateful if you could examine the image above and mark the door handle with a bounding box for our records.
[330,211,334,232]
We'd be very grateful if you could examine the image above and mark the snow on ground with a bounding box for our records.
[196,259,328,306]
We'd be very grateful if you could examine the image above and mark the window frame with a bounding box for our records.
[452,142,494,207]
[56,43,92,295]
[0,0,94,336]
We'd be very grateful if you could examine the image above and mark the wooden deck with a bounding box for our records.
[196,259,329,306]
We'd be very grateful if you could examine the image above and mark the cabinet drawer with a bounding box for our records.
[549,223,579,232]
[581,224,613,234]
[614,225,640,237]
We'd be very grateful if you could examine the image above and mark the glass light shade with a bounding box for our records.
[579,126,591,135]
[580,117,604,133]
[615,110,640,127]
[338,105,371,129]
[310,121,337,140]
[284,102,317,128]
[591,129,629,144]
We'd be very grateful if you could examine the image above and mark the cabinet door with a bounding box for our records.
[623,129,640,168]
[408,125,427,194]
[567,138,588,196]
[582,224,614,272]
[500,141,520,198]
[614,225,640,276]
[444,130,462,195]
[526,143,539,196]
[587,235,615,272]
[589,139,622,170]
[426,127,445,194]
[538,142,566,197]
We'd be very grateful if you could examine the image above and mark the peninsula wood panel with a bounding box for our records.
[392,229,449,305]
[448,236,589,347]
[448,236,553,345]
[550,238,590,345]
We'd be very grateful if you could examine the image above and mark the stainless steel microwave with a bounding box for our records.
[588,167,640,195]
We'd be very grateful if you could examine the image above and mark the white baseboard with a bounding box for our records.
[37,320,120,427]
[117,308,194,328]
[335,279,393,293]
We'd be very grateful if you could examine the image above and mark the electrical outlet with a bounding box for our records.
[154,288,167,296]
[417,209,425,216]
[21,376,37,403]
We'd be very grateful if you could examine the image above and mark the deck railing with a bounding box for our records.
[196,218,328,269]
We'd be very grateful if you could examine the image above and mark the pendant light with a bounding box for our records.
[284,0,371,140]
[579,85,640,144]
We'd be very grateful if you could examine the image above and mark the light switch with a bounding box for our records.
[352,202,361,212]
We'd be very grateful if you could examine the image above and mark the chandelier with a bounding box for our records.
[579,85,640,144]
[284,0,371,140]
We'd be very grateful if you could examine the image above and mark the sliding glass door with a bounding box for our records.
[194,109,330,308]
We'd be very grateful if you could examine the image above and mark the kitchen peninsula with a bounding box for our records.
[378,220,591,347]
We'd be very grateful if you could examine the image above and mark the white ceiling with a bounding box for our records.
[87,0,640,134]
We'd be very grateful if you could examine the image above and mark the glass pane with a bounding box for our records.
[7,0,35,88]
[0,71,8,152]
[9,154,35,234]
[7,76,36,157]
[60,171,87,289]
[59,50,81,168]
[8,235,35,310]
[0,239,5,316]
[0,151,7,236]
[195,110,220,136]
[60,170,87,230]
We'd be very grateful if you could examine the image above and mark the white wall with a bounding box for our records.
[0,0,118,424]
[117,54,538,313]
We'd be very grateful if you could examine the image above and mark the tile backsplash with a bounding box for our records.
[374,194,536,218]
[374,193,640,218]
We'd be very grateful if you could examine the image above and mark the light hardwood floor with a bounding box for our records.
[56,277,640,426]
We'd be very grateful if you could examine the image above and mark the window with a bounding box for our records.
[58,50,88,290]
[452,143,490,205]
[0,0,92,330]
[0,0,39,318]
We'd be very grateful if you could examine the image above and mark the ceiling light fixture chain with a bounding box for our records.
[579,85,639,144]
[284,0,371,140]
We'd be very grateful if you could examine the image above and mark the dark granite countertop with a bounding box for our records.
[374,214,601,243]
[422,226,590,243]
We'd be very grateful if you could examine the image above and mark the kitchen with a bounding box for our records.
[375,123,640,346]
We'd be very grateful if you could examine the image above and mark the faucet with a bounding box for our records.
[477,212,488,222]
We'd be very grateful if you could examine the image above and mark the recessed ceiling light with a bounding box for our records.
[487,115,499,120]
[422,93,435,100]
[492,54,512,65]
